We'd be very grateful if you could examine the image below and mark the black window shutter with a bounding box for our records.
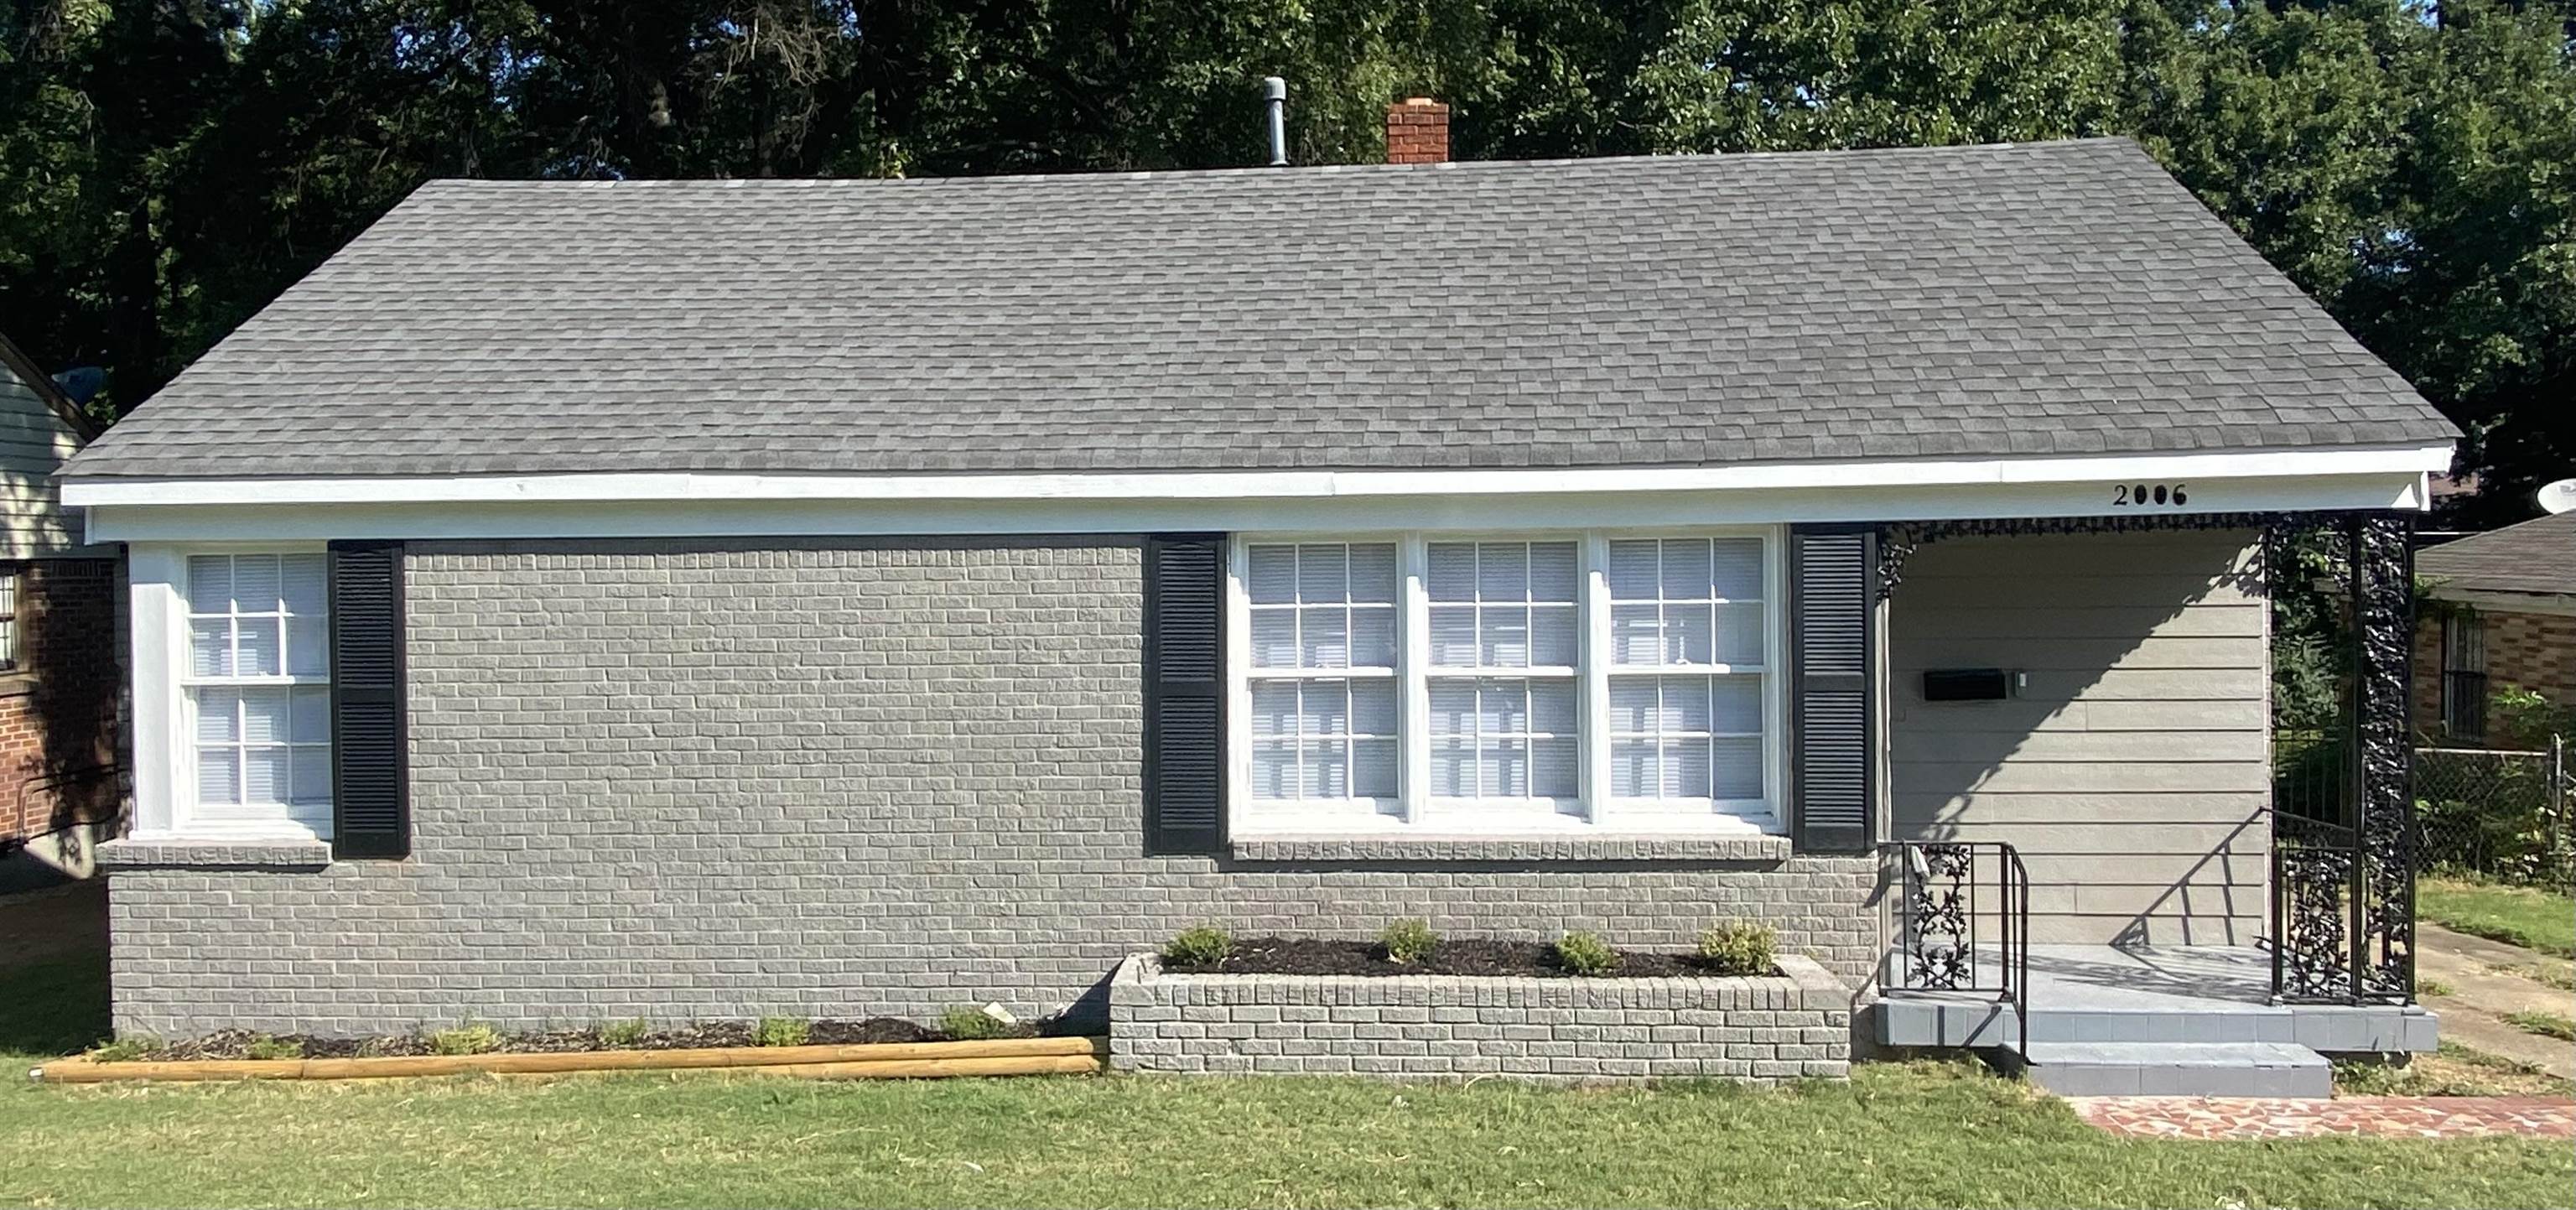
[328,541,410,859]
[1144,534,1226,855]
[1789,526,1877,853]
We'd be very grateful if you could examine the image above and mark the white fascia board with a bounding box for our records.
[62,443,2455,509]
[82,467,2433,544]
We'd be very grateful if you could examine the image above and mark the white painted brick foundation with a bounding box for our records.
[1109,953,1852,1082]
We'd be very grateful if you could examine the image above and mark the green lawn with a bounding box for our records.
[2419,877,2576,958]
[0,1055,2568,1208]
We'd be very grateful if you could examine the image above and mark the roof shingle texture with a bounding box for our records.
[2419,512,2576,598]
[66,138,2454,480]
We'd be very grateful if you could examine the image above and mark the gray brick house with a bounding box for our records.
[62,122,2455,1083]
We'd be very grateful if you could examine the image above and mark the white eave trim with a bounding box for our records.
[63,444,2455,508]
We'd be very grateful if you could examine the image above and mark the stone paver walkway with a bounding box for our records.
[2071,1095,2576,1140]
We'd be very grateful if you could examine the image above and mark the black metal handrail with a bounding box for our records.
[1883,840,2031,1068]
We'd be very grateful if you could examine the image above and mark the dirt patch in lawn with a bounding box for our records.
[1163,937,1771,979]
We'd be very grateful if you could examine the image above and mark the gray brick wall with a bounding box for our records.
[109,539,1877,1039]
[1109,955,1852,1082]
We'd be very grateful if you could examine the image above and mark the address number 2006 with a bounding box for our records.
[2113,482,2189,506]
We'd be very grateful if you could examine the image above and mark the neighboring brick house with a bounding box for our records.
[0,333,124,882]
[63,122,2456,1057]
[2413,512,2575,745]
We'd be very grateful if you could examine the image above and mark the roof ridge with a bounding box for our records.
[413,137,2146,191]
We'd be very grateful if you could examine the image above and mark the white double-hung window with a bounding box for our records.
[1230,530,1781,836]
[182,553,333,836]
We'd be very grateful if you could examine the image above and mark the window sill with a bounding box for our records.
[97,837,334,871]
[1228,832,1792,865]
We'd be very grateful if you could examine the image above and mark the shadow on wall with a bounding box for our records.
[1887,530,2271,947]
[0,560,125,892]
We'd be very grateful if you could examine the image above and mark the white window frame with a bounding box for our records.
[128,543,335,842]
[1227,527,1786,837]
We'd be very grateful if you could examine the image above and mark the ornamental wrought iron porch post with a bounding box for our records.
[2348,512,2418,1001]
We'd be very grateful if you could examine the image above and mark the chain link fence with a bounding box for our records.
[2413,735,2573,888]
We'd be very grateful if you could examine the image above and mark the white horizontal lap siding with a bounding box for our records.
[0,372,92,558]
[1888,529,2270,946]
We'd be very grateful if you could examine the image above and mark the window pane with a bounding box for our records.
[236,617,283,676]
[1348,544,1397,604]
[1665,603,1714,665]
[1485,737,1529,797]
[1428,607,1478,667]
[190,619,233,678]
[1711,675,1762,733]
[1302,740,1349,798]
[1533,737,1579,798]
[1530,679,1576,735]
[1659,538,1712,600]
[1348,607,1395,669]
[1661,676,1713,733]
[1611,740,1654,797]
[243,745,290,803]
[1296,543,1347,603]
[291,686,333,742]
[1351,679,1398,736]
[1711,538,1763,600]
[240,687,293,744]
[232,554,283,614]
[1608,678,1657,733]
[1713,602,1763,666]
[1299,607,1350,669]
[197,749,240,805]
[1529,542,1579,602]
[1301,681,1350,736]
[1664,739,1712,798]
[1607,540,1657,600]
[1478,605,1530,667]
[1428,680,1476,737]
[195,688,241,743]
[1250,682,1297,738]
[1251,741,1298,798]
[1249,611,1297,669]
[288,615,330,677]
[187,556,233,615]
[1248,545,1297,605]
[281,554,329,616]
[1353,739,1398,797]
[1610,604,1659,666]
[1430,742,1475,797]
[1477,543,1527,602]
[1478,680,1526,735]
[290,747,333,805]
[1426,543,1477,601]
[1529,605,1578,667]
[1711,736,1763,799]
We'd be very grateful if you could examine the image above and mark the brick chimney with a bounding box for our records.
[1385,97,1450,164]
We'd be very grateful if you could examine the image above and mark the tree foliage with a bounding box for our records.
[3,0,2568,517]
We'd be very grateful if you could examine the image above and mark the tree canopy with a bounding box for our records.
[3,0,2568,519]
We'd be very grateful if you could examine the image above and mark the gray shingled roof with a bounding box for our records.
[66,138,2454,480]
[2420,512,2576,598]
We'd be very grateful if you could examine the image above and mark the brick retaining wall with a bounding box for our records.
[1108,953,1851,1082]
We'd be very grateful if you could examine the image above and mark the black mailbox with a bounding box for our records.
[1923,667,2011,702]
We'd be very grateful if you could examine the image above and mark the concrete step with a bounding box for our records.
[1877,995,2437,1052]
[2009,1041,2333,1098]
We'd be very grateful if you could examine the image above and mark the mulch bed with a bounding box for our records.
[1163,937,1774,979]
[127,1016,1051,1062]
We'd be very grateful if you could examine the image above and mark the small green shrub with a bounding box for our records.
[1162,926,1233,967]
[1379,918,1439,964]
[89,1038,153,1063]
[754,1016,811,1048]
[1696,920,1779,976]
[244,1036,305,1061]
[428,1023,501,1056]
[938,1006,1015,1041]
[1553,931,1618,976]
[597,1020,649,1047]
